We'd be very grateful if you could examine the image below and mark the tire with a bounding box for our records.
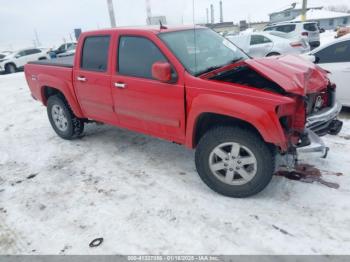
[47,95,84,140]
[195,126,275,198]
[5,64,16,74]
[266,52,280,57]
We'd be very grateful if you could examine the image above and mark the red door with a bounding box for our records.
[111,34,185,143]
[73,34,117,125]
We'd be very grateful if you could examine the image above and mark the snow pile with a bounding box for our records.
[0,73,349,255]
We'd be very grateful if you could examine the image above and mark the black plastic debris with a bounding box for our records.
[89,237,104,248]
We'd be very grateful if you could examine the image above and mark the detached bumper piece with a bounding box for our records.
[297,129,329,159]
[306,101,343,136]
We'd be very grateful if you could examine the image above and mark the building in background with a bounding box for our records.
[269,2,323,23]
[293,9,350,30]
[147,16,167,25]
[269,2,350,30]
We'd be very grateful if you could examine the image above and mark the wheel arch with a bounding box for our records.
[40,84,84,118]
[191,112,276,150]
[5,62,17,69]
[185,95,288,151]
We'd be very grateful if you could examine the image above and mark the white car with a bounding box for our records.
[56,44,76,58]
[264,22,320,48]
[0,48,50,74]
[303,35,350,107]
[227,32,310,58]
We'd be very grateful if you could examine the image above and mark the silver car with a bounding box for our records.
[227,32,310,58]
[264,22,320,48]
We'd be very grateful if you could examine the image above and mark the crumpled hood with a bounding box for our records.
[245,55,329,96]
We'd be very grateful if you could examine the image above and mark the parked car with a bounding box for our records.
[227,32,310,58]
[303,35,350,107]
[0,48,49,74]
[24,26,342,198]
[57,45,76,58]
[264,21,320,48]
[49,42,77,58]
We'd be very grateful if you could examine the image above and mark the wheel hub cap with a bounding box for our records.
[209,142,257,186]
[52,105,68,132]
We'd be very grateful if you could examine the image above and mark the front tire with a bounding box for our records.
[47,95,84,140]
[195,126,275,198]
[5,64,16,74]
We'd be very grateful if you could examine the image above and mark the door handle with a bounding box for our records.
[77,76,87,82]
[114,82,127,89]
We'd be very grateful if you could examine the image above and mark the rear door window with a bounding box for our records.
[81,35,111,72]
[250,35,272,45]
[304,23,318,31]
[264,26,276,31]
[118,36,167,79]
[315,40,350,63]
[26,49,41,55]
[276,24,296,33]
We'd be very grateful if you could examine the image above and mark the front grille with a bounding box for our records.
[306,86,333,115]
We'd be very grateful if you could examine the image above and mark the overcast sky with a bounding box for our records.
[0,0,349,50]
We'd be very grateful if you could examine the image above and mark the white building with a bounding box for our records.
[269,2,350,30]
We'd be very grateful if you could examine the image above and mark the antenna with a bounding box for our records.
[160,20,167,30]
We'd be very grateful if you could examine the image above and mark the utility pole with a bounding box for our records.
[210,4,214,24]
[219,0,223,23]
[301,0,308,22]
[206,8,209,24]
[107,0,117,28]
[145,0,152,25]
[34,29,41,47]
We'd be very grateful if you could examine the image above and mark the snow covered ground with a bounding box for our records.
[0,72,350,255]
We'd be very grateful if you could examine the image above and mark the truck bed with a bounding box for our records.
[28,56,74,68]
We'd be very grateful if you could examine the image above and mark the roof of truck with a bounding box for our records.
[83,25,206,35]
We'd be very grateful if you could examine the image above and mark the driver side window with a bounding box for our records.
[118,36,168,79]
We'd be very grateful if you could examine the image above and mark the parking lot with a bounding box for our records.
[0,72,349,254]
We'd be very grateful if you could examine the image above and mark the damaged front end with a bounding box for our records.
[276,85,343,171]
[207,55,343,170]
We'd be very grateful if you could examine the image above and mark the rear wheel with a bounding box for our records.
[5,64,16,74]
[47,95,84,140]
[195,126,275,198]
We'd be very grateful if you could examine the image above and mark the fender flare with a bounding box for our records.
[38,74,84,118]
[185,94,288,150]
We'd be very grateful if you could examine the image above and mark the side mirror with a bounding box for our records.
[319,28,325,33]
[152,61,172,82]
[15,55,20,59]
[305,54,316,63]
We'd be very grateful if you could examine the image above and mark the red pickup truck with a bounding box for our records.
[24,26,343,197]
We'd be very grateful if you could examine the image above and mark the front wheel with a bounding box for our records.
[195,126,275,198]
[5,64,16,74]
[47,95,84,140]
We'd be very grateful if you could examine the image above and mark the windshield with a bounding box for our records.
[159,28,248,76]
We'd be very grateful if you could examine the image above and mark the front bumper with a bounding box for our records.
[276,101,343,170]
[306,101,342,136]
[297,129,329,158]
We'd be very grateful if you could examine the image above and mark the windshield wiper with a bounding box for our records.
[195,57,245,77]
[195,65,223,76]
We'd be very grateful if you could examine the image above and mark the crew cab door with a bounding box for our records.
[73,34,117,124]
[111,34,185,143]
[314,40,350,106]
